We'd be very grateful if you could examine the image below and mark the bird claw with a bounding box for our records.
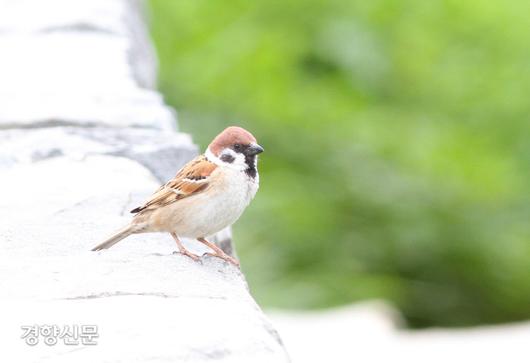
[173,250,202,262]
[204,252,240,267]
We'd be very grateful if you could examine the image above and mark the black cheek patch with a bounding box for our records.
[220,154,235,163]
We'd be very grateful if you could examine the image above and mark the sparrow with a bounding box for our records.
[91,126,264,266]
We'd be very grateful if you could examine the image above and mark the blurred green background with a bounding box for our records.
[148,0,530,328]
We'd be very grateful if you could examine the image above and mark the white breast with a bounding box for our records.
[167,166,259,238]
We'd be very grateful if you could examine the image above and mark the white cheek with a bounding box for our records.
[206,148,247,171]
[224,150,247,170]
[231,153,247,168]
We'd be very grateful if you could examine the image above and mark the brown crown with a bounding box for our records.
[208,126,257,156]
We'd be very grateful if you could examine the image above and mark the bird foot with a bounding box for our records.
[205,252,240,267]
[173,250,201,262]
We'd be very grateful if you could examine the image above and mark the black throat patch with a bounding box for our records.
[244,154,257,178]
[227,144,258,179]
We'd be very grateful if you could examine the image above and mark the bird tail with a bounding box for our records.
[91,225,135,251]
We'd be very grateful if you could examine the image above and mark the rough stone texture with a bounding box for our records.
[0,127,198,182]
[0,0,172,129]
[0,1,288,362]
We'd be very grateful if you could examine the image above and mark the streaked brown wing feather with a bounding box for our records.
[130,155,216,214]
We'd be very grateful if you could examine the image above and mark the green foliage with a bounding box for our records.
[149,0,530,327]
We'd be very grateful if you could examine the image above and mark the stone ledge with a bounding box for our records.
[0,139,288,362]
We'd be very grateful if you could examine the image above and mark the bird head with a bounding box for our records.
[206,126,264,172]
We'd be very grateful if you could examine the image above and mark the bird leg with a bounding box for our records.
[171,233,201,261]
[197,237,240,267]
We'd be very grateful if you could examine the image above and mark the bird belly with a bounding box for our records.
[154,168,258,238]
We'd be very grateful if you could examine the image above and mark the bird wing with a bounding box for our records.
[130,155,217,214]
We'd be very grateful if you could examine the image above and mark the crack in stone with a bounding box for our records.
[61,291,229,300]
[0,120,162,131]
[263,321,286,347]
[41,23,117,35]
[53,198,91,216]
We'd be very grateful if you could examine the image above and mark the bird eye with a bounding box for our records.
[233,144,242,150]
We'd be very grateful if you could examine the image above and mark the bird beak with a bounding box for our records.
[247,143,264,156]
